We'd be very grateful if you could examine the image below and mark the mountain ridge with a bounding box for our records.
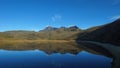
[0,25,81,40]
[77,19,120,46]
[0,19,120,46]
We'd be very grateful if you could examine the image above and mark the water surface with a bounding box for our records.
[0,43,112,68]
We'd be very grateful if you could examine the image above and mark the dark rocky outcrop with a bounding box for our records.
[41,26,58,31]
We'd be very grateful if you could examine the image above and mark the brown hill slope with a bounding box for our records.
[0,26,82,40]
[77,19,120,46]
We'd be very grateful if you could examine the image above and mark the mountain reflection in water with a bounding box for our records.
[0,43,112,68]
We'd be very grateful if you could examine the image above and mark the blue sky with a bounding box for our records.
[0,0,120,31]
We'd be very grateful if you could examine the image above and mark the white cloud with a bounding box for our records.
[52,14,62,22]
[110,15,120,20]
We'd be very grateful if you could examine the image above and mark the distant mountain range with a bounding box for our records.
[40,26,80,32]
[0,19,120,45]
[0,26,81,40]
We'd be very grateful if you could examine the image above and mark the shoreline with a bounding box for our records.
[0,40,75,43]
[76,41,120,68]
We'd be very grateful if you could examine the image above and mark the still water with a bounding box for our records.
[0,43,112,68]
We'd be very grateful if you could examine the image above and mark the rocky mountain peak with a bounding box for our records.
[43,26,58,31]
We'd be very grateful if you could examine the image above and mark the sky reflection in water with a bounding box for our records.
[0,49,112,68]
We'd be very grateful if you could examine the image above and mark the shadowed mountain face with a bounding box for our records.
[77,19,120,46]
[41,26,58,31]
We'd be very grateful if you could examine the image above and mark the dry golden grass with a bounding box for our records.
[0,40,75,44]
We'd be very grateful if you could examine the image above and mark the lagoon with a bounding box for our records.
[0,43,112,68]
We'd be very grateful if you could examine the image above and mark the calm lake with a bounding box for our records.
[0,43,112,68]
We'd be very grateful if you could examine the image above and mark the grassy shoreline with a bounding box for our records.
[0,40,75,44]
